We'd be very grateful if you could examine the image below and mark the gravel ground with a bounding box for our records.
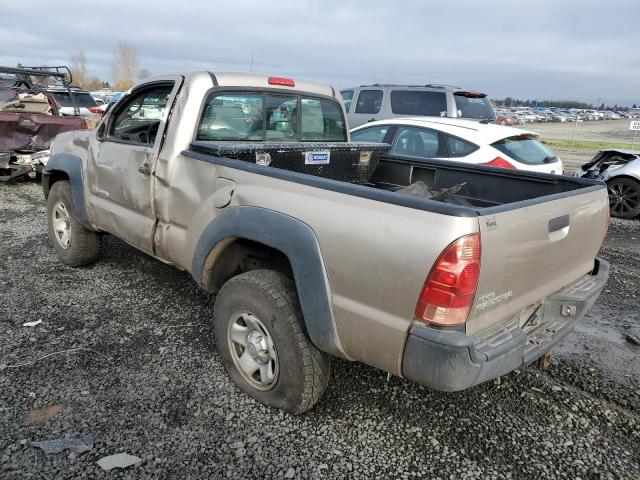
[1,181,639,480]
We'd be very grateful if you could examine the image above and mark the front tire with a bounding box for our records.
[46,180,100,266]
[213,269,330,414]
[607,177,640,219]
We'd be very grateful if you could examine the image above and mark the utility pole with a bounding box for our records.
[250,54,254,72]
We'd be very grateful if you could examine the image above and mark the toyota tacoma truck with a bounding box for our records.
[43,72,610,414]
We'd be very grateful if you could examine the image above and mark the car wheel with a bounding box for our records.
[47,180,100,266]
[213,269,331,414]
[607,177,640,219]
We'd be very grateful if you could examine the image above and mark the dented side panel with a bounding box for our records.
[0,112,83,153]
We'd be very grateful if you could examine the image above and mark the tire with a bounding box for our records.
[213,269,330,414]
[46,180,100,266]
[607,177,640,219]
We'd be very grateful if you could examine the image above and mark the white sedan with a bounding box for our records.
[350,117,563,174]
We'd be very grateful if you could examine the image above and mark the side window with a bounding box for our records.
[197,93,264,141]
[390,90,447,116]
[355,90,383,114]
[340,90,354,112]
[390,126,441,158]
[351,125,389,143]
[110,84,173,144]
[445,135,478,157]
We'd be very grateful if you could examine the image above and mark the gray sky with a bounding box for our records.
[1,0,638,106]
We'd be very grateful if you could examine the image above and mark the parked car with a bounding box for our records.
[495,113,517,126]
[350,117,563,174]
[574,149,640,218]
[45,85,101,119]
[0,66,88,181]
[340,84,496,128]
[43,71,610,414]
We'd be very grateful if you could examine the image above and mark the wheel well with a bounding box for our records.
[201,238,294,293]
[43,170,70,198]
[606,175,640,186]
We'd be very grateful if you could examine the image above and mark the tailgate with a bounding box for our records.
[467,185,608,335]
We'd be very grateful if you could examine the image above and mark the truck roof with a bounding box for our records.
[142,71,338,99]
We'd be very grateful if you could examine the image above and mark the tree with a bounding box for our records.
[70,51,87,88]
[137,68,151,80]
[85,77,104,91]
[111,41,139,91]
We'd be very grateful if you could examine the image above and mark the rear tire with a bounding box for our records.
[46,180,100,266]
[213,269,330,414]
[607,177,640,219]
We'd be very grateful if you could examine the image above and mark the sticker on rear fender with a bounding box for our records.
[305,151,330,165]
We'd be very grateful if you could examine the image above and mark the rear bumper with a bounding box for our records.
[401,258,610,392]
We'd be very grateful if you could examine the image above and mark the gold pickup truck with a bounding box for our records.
[42,71,610,414]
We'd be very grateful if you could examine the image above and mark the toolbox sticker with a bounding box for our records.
[305,151,330,165]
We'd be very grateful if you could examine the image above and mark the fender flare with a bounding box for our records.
[43,153,91,229]
[191,206,347,359]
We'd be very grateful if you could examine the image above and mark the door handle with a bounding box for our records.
[138,163,151,176]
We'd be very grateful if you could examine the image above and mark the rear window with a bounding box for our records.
[50,92,97,108]
[351,125,389,143]
[196,91,346,142]
[341,90,354,112]
[355,90,383,114]
[454,93,495,120]
[390,90,447,116]
[491,135,557,165]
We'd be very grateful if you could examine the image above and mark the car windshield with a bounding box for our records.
[197,92,347,142]
[454,93,495,120]
[491,135,557,165]
[50,92,97,108]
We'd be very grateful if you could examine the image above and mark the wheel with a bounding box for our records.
[46,180,100,266]
[607,177,640,219]
[213,269,330,414]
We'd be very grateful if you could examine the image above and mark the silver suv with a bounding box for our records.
[341,84,496,128]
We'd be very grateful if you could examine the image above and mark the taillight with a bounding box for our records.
[88,106,102,114]
[268,76,295,87]
[414,233,480,326]
[481,157,516,169]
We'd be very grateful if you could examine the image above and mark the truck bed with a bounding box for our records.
[189,141,604,215]
[188,140,608,341]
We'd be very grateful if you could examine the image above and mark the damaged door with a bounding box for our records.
[87,78,182,254]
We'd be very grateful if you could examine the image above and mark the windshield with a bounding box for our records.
[454,93,495,120]
[50,92,97,108]
[491,135,557,165]
[197,91,347,142]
